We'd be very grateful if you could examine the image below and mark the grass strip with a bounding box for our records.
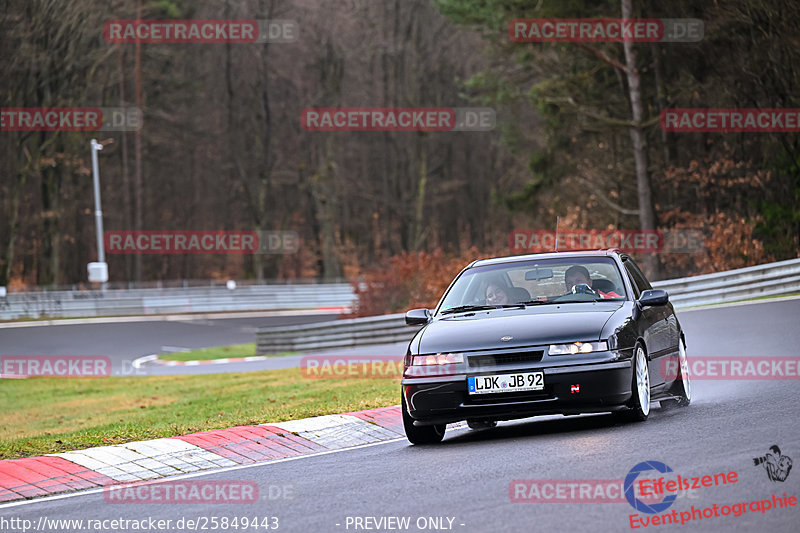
[0,368,398,460]
[157,343,296,362]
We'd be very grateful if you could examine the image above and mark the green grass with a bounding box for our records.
[158,343,297,362]
[738,291,800,303]
[0,368,399,460]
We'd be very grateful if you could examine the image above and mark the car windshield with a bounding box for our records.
[438,257,626,314]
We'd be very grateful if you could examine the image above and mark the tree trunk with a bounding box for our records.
[38,149,61,287]
[119,48,132,281]
[312,135,342,280]
[621,0,659,278]
[651,44,673,166]
[2,170,27,287]
[248,0,277,281]
[412,137,428,250]
[133,0,144,281]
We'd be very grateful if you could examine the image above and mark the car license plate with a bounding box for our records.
[468,371,544,394]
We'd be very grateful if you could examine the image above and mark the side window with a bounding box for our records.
[623,258,651,298]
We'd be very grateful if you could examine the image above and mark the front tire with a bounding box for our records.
[402,394,445,444]
[617,344,651,422]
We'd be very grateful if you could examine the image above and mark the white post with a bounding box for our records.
[90,139,107,290]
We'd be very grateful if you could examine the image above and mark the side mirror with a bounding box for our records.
[405,308,431,325]
[638,289,669,307]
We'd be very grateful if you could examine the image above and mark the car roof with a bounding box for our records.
[468,249,623,268]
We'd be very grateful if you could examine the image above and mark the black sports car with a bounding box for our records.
[400,250,691,444]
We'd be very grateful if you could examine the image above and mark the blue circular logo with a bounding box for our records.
[624,461,677,514]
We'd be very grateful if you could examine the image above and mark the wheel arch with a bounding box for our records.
[635,337,649,360]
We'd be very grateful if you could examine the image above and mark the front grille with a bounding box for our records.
[469,350,544,368]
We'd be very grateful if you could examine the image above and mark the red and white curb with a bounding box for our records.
[270,414,399,449]
[0,406,402,503]
[163,356,267,366]
[145,355,271,367]
[132,352,285,368]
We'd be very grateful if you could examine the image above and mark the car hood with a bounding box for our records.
[417,304,620,353]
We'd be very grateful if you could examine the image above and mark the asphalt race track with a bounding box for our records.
[0,313,338,376]
[1,298,799,532]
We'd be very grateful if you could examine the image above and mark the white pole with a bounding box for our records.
[90,139,106,290]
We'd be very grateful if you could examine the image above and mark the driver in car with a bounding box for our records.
[564,265,621,299]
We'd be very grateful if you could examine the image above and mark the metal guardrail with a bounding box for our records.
[651,257,800,307]
[3,277,350,293]
[257,313,413,353]
[255,258,800,354]
[0,283,356,320]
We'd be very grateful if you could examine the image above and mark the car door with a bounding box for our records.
[622,257,669,387]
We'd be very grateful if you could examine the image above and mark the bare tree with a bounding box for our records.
[621,0,658,276]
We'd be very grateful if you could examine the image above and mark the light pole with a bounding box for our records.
[88,139,108,290]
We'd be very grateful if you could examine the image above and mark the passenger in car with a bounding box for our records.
[485,283,510,305]
[564,265,621,299]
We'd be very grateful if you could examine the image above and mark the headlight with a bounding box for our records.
[411,353,464,366]
[549,341,608,355]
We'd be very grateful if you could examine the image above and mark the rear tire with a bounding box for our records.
[661,339,691,409]
[402,394,445,444]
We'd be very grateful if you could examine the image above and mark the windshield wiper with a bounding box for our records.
[440,305,500,315]
[517,300,558,306]
[440,304,524,315]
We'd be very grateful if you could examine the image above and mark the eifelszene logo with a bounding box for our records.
[753,445,793,482]
[625,461,678,514]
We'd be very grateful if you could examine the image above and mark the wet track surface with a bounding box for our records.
[1,298,799,532]
[0,313,338,375]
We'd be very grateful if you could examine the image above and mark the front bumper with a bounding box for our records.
[402,360,633,426]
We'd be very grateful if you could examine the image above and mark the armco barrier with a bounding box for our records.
[257,313,414,353]
[0,283,356,320]
[255,258,800,354]
[651,257,800,307]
